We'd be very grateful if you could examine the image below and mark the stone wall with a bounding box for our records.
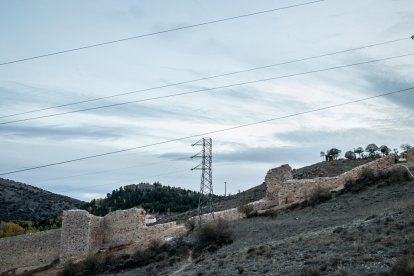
[102,208,146,248]
[265,155,398,206]
[265,164,293,203]
[146,222,186,241]
[406,148,414,162]
[59,208,184,264]
[188,207,245,226]
[60,209,104,263]
[0,229,60,274]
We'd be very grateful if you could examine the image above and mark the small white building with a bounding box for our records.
[145,215,157,224]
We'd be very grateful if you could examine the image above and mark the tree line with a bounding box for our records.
[82,182,219,217]
[321,144,412,161]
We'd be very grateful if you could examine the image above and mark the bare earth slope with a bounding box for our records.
[0,178,85,221]
[121,177,414,275]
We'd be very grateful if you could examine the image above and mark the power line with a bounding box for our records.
[1,52,412,126]
[36,155,190,183]
[1,85,413,176]
[0,36,408,120]
[45,168,190,193]
[0,0,323,67]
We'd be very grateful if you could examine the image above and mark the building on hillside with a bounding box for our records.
[124,183,155,191]
[145,215,157,224]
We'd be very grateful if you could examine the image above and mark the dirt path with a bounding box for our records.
[171,251,193,275]
[400,163,414,178]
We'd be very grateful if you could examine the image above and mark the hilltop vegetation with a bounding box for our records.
[83,182,220,217]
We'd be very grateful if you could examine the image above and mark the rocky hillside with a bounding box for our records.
[0,178,85,222]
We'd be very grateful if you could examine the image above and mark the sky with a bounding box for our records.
[0,0,413,201]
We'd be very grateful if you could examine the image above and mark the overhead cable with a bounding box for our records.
[1,85,413,176]
[1,52,412,126]
[0,36,408,119]
[0,0,323,66]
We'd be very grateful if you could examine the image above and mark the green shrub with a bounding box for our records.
[257,209,279,219]
[300,267,321,276]
[390,254,414,275]
[306,187,332,206]
[237,203,255,217]
[184,219,196,232]
[60,255,103,276]
[194,219,233,254]
[389,166,412,183]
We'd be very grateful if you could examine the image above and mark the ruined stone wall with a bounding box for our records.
[406,148,414,162]
[265,164,293,203]
[188,207,245,225]
[103,208,146,248]
[0,229,60,274]
[145,222,186,241]
[60,209,104,263]
[59,208,186,263]
[266,155,397,206]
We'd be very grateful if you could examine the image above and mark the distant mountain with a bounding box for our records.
[0,178,85,222]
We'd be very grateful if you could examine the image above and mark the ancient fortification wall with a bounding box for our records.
[2,152,408,273]
[406,148,414,162]
[60,208,181,264]
[102,208,146,248]
[60,210,104,263]
[265,155,397,206]
[0,229,61,274]
[188,207,245,225]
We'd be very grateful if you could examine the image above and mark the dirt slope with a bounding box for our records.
[120,177,414,275]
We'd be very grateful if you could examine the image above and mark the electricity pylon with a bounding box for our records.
[191,137,214,224]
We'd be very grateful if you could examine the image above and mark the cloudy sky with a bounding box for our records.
[1,0,413,201]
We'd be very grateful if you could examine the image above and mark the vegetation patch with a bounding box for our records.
[194,219,233,256]
[0,216,62,238]
[82,182,221,216]
[237,203,255,218]
[343,166,412,194]
[59,236,192,275]
[388,254,414,276]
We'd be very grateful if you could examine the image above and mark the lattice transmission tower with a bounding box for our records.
[191,137,214,224]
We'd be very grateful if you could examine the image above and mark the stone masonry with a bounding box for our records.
[60,207,181,264]
[0,229,61,274]
[265,154,398,207]
[406,148,414,162]
[60,209,104,263]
